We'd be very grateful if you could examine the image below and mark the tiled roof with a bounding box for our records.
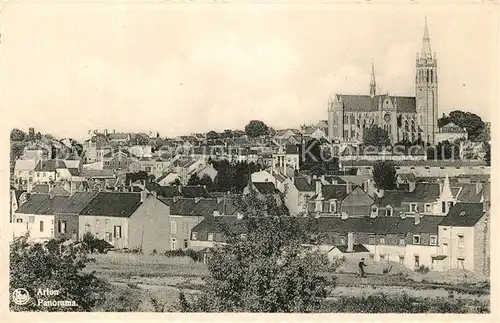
[49,185,71,196]
[14,190,27,204]
[15,194,50,214]
[321,185,348,200]
[312,215,442,235]
[376,190,408,207]
[80,169,115,178]
[439,203,484,227]
[15,159,37,171]
[31,184,50,194]
[57,192,98,214]
[79,192,142,217]
[191,216,247,235]
[35,196,70,215]
[252,182,279,194]
[180,186,211,198]
[67,168,80,176]
[452,183,479,202]
[403,183,440,203]
[345,160,488,167]
[294,177,314,192]
[398,173,417,182]
[34,160,67,172]
[337,94,416,113]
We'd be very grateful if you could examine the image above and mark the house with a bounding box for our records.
[10,189,27,222]
[327,243,370,263]
[308,180,374,217]
[78,191,171,253]
[272,145,300,172]
[156,172,181,186]
[190,215,246,250]
[251,170,276,184]
[103,150,139,172]
[193,164,218,181]
[243,181,281,200]
[435,122,468,143]
[13,159,37,191]
[160,197,238,250]
[13,194,52,241]
[283,177,315,215]
[342,160,489,178]
[436,203,489,275]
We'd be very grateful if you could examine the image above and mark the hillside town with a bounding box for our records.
[8,17,492,313]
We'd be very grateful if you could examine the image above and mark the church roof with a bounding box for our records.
[337,94,416,113]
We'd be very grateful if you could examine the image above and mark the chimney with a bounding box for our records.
[346,182,352,193]
[415,213,421,225]
[236,212,244,220]
[140,190,147,202]
[475,181,484,195]
[347,232,354,252]
[341,212,348,220]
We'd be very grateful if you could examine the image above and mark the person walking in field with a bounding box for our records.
[358,258,367,278]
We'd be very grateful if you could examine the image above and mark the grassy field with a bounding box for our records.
[86,252,490,312]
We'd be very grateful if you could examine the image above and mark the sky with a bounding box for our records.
[2,3,497,141]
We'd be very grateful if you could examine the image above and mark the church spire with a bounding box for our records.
[370,59,376,98]
[420,17,432,57]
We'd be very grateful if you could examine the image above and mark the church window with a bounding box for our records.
[430,70,433,83]
[389,125,392,133]
[350,130,355,138]
[350,115,355,124]
[405,120,409,132]
[411,121,415,132]
[426,70,430,83]
[343,130,348,138]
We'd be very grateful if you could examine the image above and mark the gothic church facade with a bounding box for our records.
[327,19,439,145]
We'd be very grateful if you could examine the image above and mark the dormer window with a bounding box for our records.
[410,204,417,213]
[330,201,337,213]
[385,206,393,217]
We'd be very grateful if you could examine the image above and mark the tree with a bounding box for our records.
[10,236,108,311]
[438,110,485,141]
[373,161,397,190]
[28,127,35,141]
[484,142,491,166]
[35,132,42,141]
[299,139,338,175]
[427,140,460,160]
[362,125,390,148]
[180,191,331,312]
[206,131,220,140]
[172,178,182,186]
[187,173,202,186]
[10,128,26,141]
[244,120,269,138]
[199,174,215,191]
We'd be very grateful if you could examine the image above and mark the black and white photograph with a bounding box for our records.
[2,1,496,318]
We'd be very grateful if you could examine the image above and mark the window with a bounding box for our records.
[105,232,112,242]
[43,172,46,177]
[442,201,446,213]
[114,225,122,238]
[96,220,99,227]
[410,204,417,212]
[457,257,465,268]
[40,221,44,232]
[425,204,432,213]
[399,237,406,246]
[340,236,346,245]
[350,130,355,138]
[208,233,214,241]
[184,223,189,234]
[379,235,385,244]
[448,201,454,210]
[330,201,337,213]
[171,238,177,250]
[369,235,376,245]
[58,220,67,234]
[380,254,386,261]
[170,221,177,234]
[413,235,421,245]
[458,234,464,248]
[183,239,188,249]
[399,256,405,265]
[369,253,375,260]
[386,207,392,217]
[430,235,437,246]
[191,232,198,240]
[84,223,90,232]
[414,255,420,267]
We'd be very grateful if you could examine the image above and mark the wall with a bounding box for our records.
[404,244,439,269]
[169,215,205,250]
[78,215,129,249]
[54,214,79,240]
[251,171,275,184]
[473,215,488,276]
[438,225,475,272]
[128,195,171,254]
[13,213,55,241]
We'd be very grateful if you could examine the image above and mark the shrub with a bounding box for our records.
[163,249,201,262]
[415,265,430,274]
[10,236,108,312]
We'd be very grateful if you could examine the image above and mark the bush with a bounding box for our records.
[164,249,201,262]
[10,236,108,312]
[82,232,113,254]
[415,265,430,274]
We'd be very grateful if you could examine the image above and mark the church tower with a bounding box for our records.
[370,60,376,98]
[415,17,439,145]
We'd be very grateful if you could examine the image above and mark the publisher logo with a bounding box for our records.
[12,288,30,305]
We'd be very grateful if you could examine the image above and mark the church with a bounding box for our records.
[327,19,439,145]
